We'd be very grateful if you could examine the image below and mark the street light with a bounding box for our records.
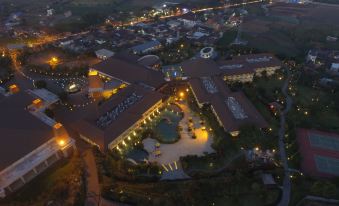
[179,92,184,98]
[58,139,65,146]
[49,56,59,67]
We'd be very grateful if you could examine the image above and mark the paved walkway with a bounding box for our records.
[143,102,214,179]
[84,149,101,206]
[143,104,214,167]
[277,68,293,206]
[83,149,129,206]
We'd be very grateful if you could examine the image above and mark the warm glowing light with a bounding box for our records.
[53,123,63,130]
[49,57,59,67]
[88,70,98,76]
[9,84,19,93]
[69,84,77,90]
[51,57,58,63]
[179,92,184,98]
[58,140,65,146]
[255,147,259,151]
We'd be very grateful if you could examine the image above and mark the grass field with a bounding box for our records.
[288,85,339,132]
[242,3,339,59]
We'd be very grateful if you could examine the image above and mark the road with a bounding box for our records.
[277,68,293,206]
[1,0,264,50]
[111,0,265,26]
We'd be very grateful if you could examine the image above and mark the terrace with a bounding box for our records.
[0,138,74,193]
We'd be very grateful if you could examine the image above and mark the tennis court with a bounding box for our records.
[309,133,339,152]
[315,155,339,176]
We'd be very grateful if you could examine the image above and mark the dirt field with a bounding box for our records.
[241,2,339,58]
[27,49,99,69]
[270,3,339,26]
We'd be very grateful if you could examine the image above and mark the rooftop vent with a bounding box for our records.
[226,97,248,120]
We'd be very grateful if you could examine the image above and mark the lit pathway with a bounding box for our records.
[83,149,129,206]
[277,68,293,206]
[84,149,101,206]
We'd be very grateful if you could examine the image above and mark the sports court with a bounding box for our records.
[309,134,339,152]
[297,128,339,177]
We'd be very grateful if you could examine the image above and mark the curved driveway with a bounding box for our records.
[277,68,293,206]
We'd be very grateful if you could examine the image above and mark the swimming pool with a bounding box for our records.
[154,110,182,143]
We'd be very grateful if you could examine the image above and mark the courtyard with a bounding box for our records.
[142,101,215,179]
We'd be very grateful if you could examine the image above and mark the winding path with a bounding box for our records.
[277,68,293,206]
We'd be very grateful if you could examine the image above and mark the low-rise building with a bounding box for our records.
[71,85,164,152]
[90,56,166,91]
[130,40,162,54]
[181,53,281,83]
[0,89,75,198]
[178,12,198,28]
[330,63,339,73]
[218,54,282,83]
[167,20,181,28]
[95,49,115,60]
[189,76,268,136]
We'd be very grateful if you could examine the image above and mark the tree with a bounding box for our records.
[311,181,337,198]
[58,92,69,102]
[35,80,47,89]
[44,108,54,118]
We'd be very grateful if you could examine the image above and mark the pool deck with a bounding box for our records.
[143,101,215,179]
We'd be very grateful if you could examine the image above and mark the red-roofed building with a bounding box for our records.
[189,76,268,136]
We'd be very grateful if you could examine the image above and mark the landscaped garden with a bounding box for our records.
[103,171,281,206]
[19,47,99,77]
[180,91,245,177]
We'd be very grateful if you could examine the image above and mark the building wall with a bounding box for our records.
[223,66,281,83]
[189,85,239,137]
[223,73,254,83]
[0,138,75,198]
[108,99,163,150]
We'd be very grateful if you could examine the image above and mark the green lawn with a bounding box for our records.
[104,175,281,206]
[288,85,339,132]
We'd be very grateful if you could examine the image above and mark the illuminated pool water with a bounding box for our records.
[154,110,182,143]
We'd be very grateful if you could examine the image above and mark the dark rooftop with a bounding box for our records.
[189,76,268,132]
[66,85,164,151]
[0,92,54,171]
[130,40,162,53]
[181,58,221,78]
[91,56,165,89]
[218,53,282,76]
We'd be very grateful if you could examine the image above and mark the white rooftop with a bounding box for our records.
[28,89,59,104]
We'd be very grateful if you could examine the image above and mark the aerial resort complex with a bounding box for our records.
[1,0,339,205]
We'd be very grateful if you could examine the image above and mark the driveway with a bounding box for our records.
[277,68,293,206]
